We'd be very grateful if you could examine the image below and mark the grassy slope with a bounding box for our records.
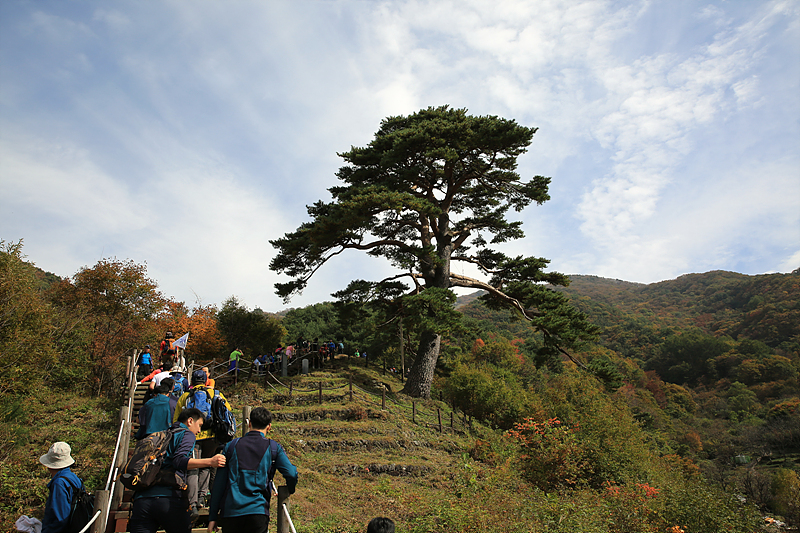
[0,360,511,532]
[0,387,118,531]
[1,357,768,533]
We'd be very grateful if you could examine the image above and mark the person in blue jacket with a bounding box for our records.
[39,441,84,533]
[136,345,153,377]
[207,407,298,533]
[129,407,226,533]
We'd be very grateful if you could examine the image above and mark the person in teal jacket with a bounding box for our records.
[207,407,298,533]
[134,381,175,440]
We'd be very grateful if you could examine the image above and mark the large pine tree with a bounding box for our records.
[270,106,596,398]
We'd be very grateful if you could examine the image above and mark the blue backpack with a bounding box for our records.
[170,373,186,396]
[186,387,216,422]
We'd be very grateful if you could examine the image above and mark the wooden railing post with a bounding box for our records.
[349,374,353,402]
[242,406,252,438]
[437,408,442,433]
[90,489,110,533]
[276,486,292,533]
[412,402,416,424]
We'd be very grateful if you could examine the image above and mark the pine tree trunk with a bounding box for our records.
[401,329,440,398]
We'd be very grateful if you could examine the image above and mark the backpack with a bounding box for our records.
[118,428,187,491]
[210,393,236,443]
[185,387,215,422]
[170,374,186,396]
[67,481,95,533]
[265,439,279,505]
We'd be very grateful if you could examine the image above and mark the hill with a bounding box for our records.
[458,270,800,359]
[0,358,773,533]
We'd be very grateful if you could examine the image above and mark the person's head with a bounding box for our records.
[249,407,273,431]
[367,517,395,533]
[158,378,174,395]
[165,331,173,339]
[144,345,151,352]
[39,442,75,475]
[178,407,205,435]
[191,369,207,385]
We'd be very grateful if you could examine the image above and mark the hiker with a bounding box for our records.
[142,365,174,405]
[136,345,153,377]
[207,407,298,533]
[163,348,177,371]
[254,353,268,375]
[367,517,395,533]
[169,367,189,397]
[39,441,84,533]
[202,366,216,389]
[173,370,233,517]
[128,408,226,533]
[135,380,175,440]
[160,331,175,366]
[139,364,162,384]
[229,347,242,374]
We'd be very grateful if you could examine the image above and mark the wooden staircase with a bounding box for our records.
[109,381,211,533]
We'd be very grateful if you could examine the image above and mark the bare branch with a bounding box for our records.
[449,272,590,371]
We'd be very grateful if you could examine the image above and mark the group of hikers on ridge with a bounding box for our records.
[32,332,395,533]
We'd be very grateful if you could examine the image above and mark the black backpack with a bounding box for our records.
[210,394,237,443]
[67,481,95,533]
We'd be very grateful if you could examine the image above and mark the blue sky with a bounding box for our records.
[1,0,798,312]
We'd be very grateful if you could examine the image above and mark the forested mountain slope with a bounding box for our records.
[560,271,800,350]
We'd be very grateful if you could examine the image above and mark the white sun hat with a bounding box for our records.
[39,442,75,469]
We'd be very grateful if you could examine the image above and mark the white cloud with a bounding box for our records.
[778,251,800,273]
[1,0,797,310]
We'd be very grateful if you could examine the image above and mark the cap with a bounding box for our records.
[39,442,75,469]
[191,369,207,384]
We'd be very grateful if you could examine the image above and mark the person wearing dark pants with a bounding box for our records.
[207,407,298,533]
[128,408,226,533]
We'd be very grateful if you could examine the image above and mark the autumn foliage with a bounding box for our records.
[157,301,225,362]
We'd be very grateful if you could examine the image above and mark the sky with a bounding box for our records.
[1,0,798,313]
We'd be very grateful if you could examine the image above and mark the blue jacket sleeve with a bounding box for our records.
[274,445,298,494]
[171,427,196,472]
[41,475,73,533]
